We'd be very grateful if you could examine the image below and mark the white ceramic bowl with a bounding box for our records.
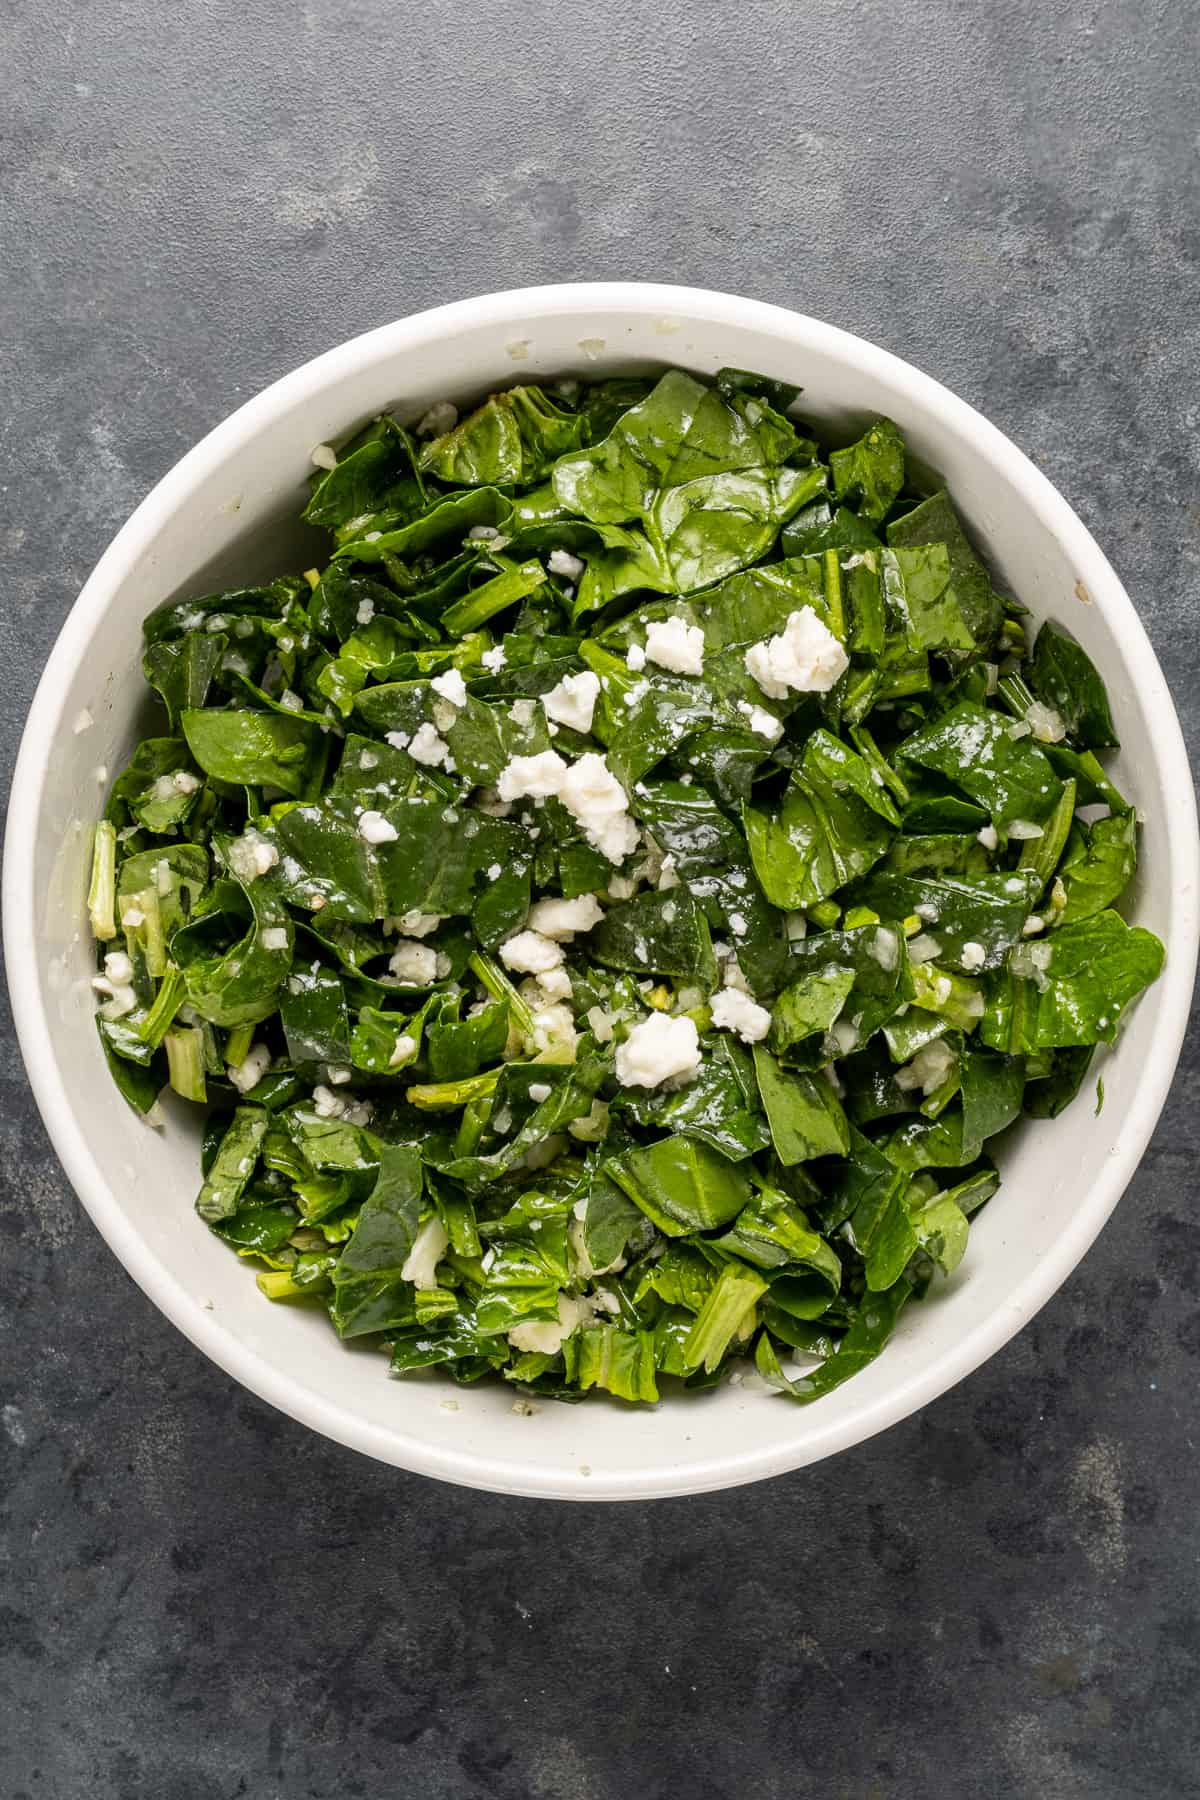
[7,283,1196,1500]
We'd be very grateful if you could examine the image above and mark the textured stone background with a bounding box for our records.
[2,2,1199,1795]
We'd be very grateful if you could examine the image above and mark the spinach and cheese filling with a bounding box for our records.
[88,367,1163,1405]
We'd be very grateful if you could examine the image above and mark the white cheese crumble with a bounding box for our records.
[644,616,705,675]
[151,770,202,802]
[228,1043,272,1093]
[907,933,941,963]
[481,644,507,672]
[497,750,568,802]
[1008,819,1044,840]
[358,810,398,845]
[223,831,278,882]
[558,753,639,864]
[710,987,771,1044]
[389,1033,418,1066]
[533,966,573,1002]
[541,670,600,734]
[310,443,338,470]
[528,1082,552,1103]
[416,400,457,438]
[401,1217,450,1289]
[261,927,289,952]
[407,722,453,768]
[626,643,646,672]
[385,909,444,938]
[895,1037,957,1095]
[430,668,468,708]
[500,930,565,975]
[547,547,585,581]
[526,894,604,940]
[870,926,898,971]
[744,606,849,699]
[388,940,443,984]
[736,699,784,742]
[976,824,999,852]
[960,940,987,972]
[615,1013,701,1088]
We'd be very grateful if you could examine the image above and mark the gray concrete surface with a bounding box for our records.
[2,2,1199,1795]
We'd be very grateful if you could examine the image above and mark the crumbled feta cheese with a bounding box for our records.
[497,749,568,802]
[728,911,748,938]
[915,902,939,923]
[407,722,453,768]
[907,933,941,963]
[827,1018,859,1056]
[228,1043,272,1093]
[310,443,338,470]
[385,730,411,752]
[103,950,134,985]
[721,956,751,993]
[864,928,897,974]
[121,907,145,929]
[224,829,279,883]
[548,547,585,582]
[559,753,639,863]
[312,1083,346,1118]
[261,927,289,952]
[960,940,987,971]
[355,599,375,626]
[385,910,444,938]
[710,987,771,1044]
[468,524,503,542]
[525,1002,578,1060]
[388,940,442,984]
[606,874,640,901]
[401,1217,450,1289]
[1008,819,1044,840]
[977,824,999,852]
[500,930,565,975]
[526,895,604,940]
[656,853,679,892]
[358,810,399,845]
[389,1033,417,1067]
[431,668,468,708]
[736,699,784,742]
[744,606,849,699]
[645,616,705,676]
[615,1013,701,1088]
[528,1081,552,1103]
[895,1037,957,1095]
[626,643,646,672]
[541,670,600,735]
[278,689,304,713]
[1022,915,1045,937]
[151,770,201,803]
[416,400,457,438]
[508,698,537,728]
[534,966,573,1002]
[481,644,507,672]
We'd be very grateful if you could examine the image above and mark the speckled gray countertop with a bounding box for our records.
[2,4,1199,1795]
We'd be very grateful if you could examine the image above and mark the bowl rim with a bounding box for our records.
[7,280,1198,1500]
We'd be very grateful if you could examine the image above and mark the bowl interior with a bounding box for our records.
[10,286,1197,1499]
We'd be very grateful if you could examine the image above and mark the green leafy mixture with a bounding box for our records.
[88,367,1163,1407]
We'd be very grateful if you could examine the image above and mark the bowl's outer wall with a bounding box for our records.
[7,284,1197,1499]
